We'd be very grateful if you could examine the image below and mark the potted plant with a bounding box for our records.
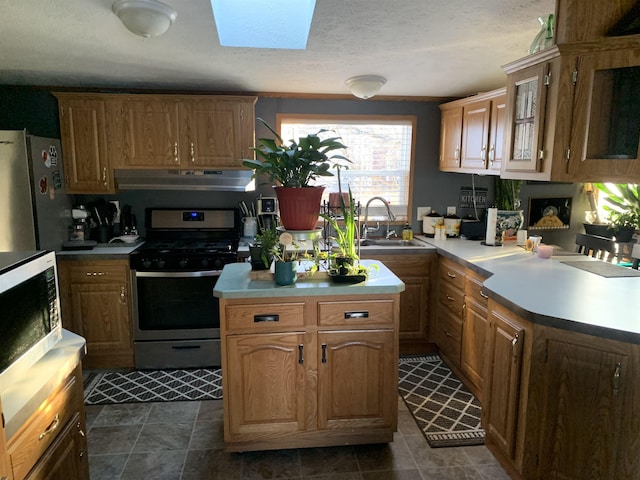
[493,177,524,239]
[270,231,301,286]
[320,187,370,282]
[593,183,640,241]
[243,118,350,231]
[249,217,278,270]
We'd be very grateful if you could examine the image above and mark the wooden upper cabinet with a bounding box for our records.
[116,96,180,167]
[554,0,639,44]
[567,47,640,181]
[461,100,491,171]
[439,106,463,170]
[439,88,505,175]
[54,94,115,193]
[115,94,256,169]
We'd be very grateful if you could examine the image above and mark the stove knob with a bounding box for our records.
[213,258,223,269]
[142,259,152,269]
[200,258,210,268]
[156,259,166,269]
[178,259,188,269]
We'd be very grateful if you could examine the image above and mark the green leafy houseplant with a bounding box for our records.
[593,183,640,241]
[250,218,278,269]
[494,178,523,210]
[243,118,350,188]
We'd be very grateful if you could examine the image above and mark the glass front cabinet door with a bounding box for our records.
[503,62,551,174]
[568,47,640,181]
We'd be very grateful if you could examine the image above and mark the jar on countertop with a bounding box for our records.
[422,210,443,237]
[444,213,461,237]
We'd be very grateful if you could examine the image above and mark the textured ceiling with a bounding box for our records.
[1,0,555,98]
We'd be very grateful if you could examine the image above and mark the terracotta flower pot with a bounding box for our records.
[275,186,325,231]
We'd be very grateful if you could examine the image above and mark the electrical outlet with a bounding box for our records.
[447,206,457,215]
[417,206,431,220]
[110,200,121,223]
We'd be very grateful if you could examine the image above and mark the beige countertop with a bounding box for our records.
[422,236,640,344]
[214,260,405,298]
[1,329,86,439]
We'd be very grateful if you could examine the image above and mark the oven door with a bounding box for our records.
[132,270,220,341]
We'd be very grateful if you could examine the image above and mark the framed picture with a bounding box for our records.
[528,197,572,230]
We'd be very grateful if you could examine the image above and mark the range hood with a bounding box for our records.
[114,169,255,192]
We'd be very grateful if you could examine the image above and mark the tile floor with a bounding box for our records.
[86,396,511,480]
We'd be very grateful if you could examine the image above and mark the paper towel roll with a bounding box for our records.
[485,208,498,245]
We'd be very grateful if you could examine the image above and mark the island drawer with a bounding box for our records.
[438,281,465,316]
[225,302,305,331]
[438,257,465,290]
[318,299,394,326]
[7,366,83,480]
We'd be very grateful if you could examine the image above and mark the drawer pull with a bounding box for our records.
[344,311,369,319]
[172,345,201,350]
[444,330,452,338]
[447,271,457,278]
[39,414,60,441]
[298,344,304,364]
[480,290,489,299]
[254,314,279,322]
[613,362,621,396]
[446,295,455,302]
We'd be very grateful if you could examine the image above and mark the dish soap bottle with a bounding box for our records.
[402,223,413,240]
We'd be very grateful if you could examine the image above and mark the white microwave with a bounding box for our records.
[0,251,62,387]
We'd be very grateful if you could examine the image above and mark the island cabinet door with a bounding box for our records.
[225,332,308,439]
[530,332,629,480]
[317,330,396,431]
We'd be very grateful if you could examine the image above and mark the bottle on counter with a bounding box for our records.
[402,223,413,240]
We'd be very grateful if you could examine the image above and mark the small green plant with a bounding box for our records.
[242,118,350,188]
[252,218,278,268]
[494,178,523,210]
[320,187,359,260]
[607,210,639,233]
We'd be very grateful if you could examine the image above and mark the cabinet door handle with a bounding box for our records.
[344,311,368,319]
[298,344,304,364]
[613,362,621,396]
[454,145,460,161]
[39,414,60,441]
[254,314,279,322]
[489,144,495,165]
[480,290,489,299]
[102,167,108,187]
[446,295,455,302]
[447,272,456,278]
[444,330,452,338]
[174,142,179,163]
[190,142,195,163]
[321,344,327,363]
[480,144,487,161]
[511,333,520,358]
[120,286,126,304]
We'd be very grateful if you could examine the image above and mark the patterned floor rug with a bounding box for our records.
[399,355,485,448]
[83,368,223,405]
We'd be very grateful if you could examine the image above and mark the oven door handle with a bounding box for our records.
[134,270,221,278]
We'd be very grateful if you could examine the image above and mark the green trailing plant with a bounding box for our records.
[494,178,523,210]
[242,118,351,188]
[320,187,359,260]
[251,217,278,268]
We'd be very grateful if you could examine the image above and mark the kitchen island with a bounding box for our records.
[214,260,405,452]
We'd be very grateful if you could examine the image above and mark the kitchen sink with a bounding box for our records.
[359,238,427,247]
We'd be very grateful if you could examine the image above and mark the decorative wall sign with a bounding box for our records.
[459,187,488,210]
[528,197,572,229]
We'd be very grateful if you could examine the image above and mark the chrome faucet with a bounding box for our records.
[362,197,396,240]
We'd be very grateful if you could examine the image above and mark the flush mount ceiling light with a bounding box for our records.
[345,75,387,99]
[112,0,177,38]
[210,0,316,49]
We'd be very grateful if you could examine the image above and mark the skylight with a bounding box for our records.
[210,0,316,49]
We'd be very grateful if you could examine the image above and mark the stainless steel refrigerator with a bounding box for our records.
[0,130,72,252]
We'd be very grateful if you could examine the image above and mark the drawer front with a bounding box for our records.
[435,306,463,365]
[68,263,128,284]
[438,257,465,290]
[438,282,465,316]
[464,269,489,307]
[225,303,305,331]
[8,370,82,480]
[318,300,394,327]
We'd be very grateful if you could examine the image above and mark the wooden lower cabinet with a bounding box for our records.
[57,259,134,369]
[360,254,435,355]
[484,299,640,480]
[220,294,399,452]
[6,365,89,480]
[0,400,11,480]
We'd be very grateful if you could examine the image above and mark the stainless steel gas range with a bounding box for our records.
[130,208,240,369]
